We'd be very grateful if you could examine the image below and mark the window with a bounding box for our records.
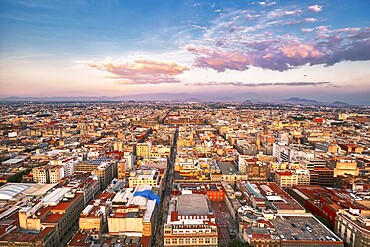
[165,239,171,244]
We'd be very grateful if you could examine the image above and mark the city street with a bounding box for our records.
[211,201,237,246]
[152,127,178,247]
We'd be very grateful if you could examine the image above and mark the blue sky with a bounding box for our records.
[0,0,369,103]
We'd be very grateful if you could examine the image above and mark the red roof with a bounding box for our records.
[38,227,54,238]
[171,211,179,221]
[275,171,292,176]
[68,231,91,247]
[106,151,124,159]
[43,213,64,223]
[51,193,82,212]
[252,233,271,239]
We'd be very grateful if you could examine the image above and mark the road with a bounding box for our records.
[211,201,236,246]
[151,127,178,247]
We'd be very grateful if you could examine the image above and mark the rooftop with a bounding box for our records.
[0,183,30,200]
[272,215,342,242]
[177,194,210,216]
[218,162,238,175]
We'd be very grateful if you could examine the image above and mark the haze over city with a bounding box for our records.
[1,2,370,246]
[0,0,369,104]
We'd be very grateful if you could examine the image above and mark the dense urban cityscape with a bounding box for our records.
[0,101,369,247]
[1,0,370,246]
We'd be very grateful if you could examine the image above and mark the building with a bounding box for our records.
[300,160,334,186]
[124,151,134,170]
[175,183,226,201]
[136,142,151,158]
[216,162,248,186]
[289,185,370,229]
[271,215,343,247]
[67,175,100,207]
[273,142,290,163]
[330,158,359,177]
[50,157,78,177]
[310,167,334,186]
[93,162,116,190]
[238,181,306,215]
[117,159,126,179]
[237,181,343,246]
[335,209,370,247]
[33,165,65,183]
[239,224,279,247]
[164,193,218,246]
[0,187,85,247]
[274,169,310,188]
[238,155,268,181]
[108,184,158,247]
[79,204,107,232]
[128,169,161,188]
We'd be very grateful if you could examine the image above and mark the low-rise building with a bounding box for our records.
[274,169,310,188]
[335,209,370,247]
[164,193,218,246]
[128,169,161,188]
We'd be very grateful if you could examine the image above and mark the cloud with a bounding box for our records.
[304,17,317,22]
[187,46,251,72]
[85,58,189,84]
[301,28,314,33]
[187,6,370,72]
[308,5,323,13]
[187,41,323,72]
[259,1,276,6]
[187,81,335,87]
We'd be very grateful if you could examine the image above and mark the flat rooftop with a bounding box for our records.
[218,162,238,175]
[177,194,210,216]
[272,215,342,242]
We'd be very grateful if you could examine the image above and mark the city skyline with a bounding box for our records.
[0,0,370,104]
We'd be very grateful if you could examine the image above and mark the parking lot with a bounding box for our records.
[272,215,340,241]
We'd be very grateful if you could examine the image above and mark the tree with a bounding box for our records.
[228,239,253,247]
[7,169,31,183]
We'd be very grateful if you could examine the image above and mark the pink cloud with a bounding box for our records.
[186,6,370,73]
[188,41,324,72]
[86,59,189,84]
[186,46,252,72]
[280,44,321,58]
[308,5,323,13]
[189,26,370,72]
[187,6,370,72]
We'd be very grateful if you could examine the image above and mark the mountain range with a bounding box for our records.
[0,94,359,106]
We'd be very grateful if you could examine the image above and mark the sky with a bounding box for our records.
[0,0,369,104]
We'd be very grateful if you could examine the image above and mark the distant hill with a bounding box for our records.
[282,97,321,104]
[0,92,262,103]
[0,93,194,102]
[332,101,349,106]
[0,94,361,105]
[172,97,200,102]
